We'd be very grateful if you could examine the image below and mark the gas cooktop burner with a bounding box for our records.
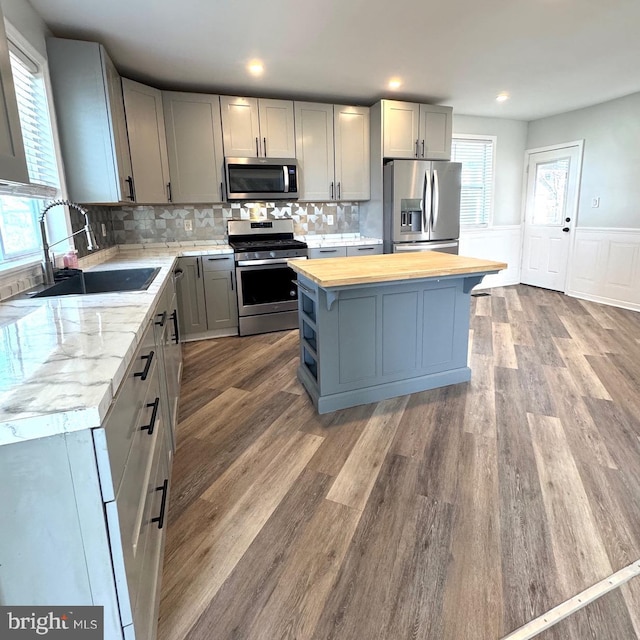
[229,238,308,253]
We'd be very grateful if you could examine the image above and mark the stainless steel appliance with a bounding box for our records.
[225,157,299,200]
[228,219,307,336]
[383,159,462,254]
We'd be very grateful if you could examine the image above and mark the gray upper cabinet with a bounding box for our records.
[221,96,295,158]
[382,99,452,160]
[47,38,133,203]
[0,7,29,185]
[163,92,225,203]
[122,79,170,204]
[295,102,369,201]
[334,105,370,200]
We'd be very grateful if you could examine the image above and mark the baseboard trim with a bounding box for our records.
[566,289,640,313]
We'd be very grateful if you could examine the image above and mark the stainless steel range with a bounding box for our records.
[228,219,308,336]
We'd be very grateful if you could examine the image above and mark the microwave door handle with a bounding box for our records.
[283,166,290,193]
[432,169,439,232]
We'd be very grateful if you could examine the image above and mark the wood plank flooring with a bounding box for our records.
[158,284,640,640]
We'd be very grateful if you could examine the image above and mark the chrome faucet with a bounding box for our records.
[39,199,99,286]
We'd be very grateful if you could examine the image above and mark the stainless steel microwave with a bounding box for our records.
[224,157,299,201]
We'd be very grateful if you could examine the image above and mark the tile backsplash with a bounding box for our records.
[107,201,360,245]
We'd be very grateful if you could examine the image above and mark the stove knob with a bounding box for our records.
[270,251,276,258]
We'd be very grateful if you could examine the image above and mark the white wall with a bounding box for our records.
[0,0,50,58]
[527,91,640,230]
[453,115,528,287]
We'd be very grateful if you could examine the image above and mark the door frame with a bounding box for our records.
[519,140,584,293]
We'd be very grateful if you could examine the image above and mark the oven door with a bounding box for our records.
[235,261,300,317]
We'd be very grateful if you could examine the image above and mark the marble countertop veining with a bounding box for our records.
[0,244,237,448]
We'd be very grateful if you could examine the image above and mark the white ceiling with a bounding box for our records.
[28,0,640,121]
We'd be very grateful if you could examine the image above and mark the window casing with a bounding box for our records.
[451,135,495,228]
[0,26,62,267]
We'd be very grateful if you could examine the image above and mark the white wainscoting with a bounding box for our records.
[567,227,640,311]
[459,226,522,289]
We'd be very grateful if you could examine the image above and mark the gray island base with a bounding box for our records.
[295,269,499,414]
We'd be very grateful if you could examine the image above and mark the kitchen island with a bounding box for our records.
[288,252,507,414]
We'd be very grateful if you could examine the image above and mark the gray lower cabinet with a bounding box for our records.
[175,254,238,340]
[308,244,382,259]
[175,256,207,336]
[0,300,178,640]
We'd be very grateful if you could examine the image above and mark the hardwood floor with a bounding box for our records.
[158,284,640,640]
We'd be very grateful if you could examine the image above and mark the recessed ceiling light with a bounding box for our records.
[496,93,509,103]
[388,78,402,90]
[248,61,264,76]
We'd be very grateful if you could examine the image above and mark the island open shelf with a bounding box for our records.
[289,252,507,414]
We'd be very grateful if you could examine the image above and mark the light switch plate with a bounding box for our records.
[101,223,107,237]
[184,219,193,231]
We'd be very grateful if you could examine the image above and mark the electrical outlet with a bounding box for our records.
[184,219,193,231]
[101,223,107,237]
[591,197,600,208]
[327,214,334,225]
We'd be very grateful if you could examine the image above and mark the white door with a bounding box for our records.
[521,144,582,291]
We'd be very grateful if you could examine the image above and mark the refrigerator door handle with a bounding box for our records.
[423,170,432,234]
[432,169,440,231]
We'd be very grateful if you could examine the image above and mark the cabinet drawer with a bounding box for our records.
[308,246,347,259]
[103,322,157,495]
[202,253,234,271]
[346,244,382,257]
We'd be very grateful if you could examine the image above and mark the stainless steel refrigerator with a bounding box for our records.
[383,159,462,254]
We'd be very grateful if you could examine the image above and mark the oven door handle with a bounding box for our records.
[237,257,307,267]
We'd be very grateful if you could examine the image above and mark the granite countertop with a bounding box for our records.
[0,235,381,447]
[289,252,507,288]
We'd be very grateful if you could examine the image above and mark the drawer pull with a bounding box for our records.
[207,256,231,261]
[170,310,180,344]
[155,311,167,327]
[357,247,375,251]
[134,350,154,381]
[319,249,337,253]
[152,479,169,529]
[141,397,160,435]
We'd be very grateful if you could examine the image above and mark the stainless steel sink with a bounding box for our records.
[32,267,161,298]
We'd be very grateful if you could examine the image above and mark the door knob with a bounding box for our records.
[562,227,570,232]
[565,217,571,222]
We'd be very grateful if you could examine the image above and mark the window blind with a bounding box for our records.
[451,137,494,227]
[6,42,59,198]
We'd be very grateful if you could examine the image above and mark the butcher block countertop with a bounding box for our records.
[288,251,507,288]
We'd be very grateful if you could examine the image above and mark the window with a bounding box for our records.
[0,29,61,266]
[451,136,495,227]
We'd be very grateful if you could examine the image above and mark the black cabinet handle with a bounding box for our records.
[421,139,425,157]
[126,176,135,201]
[230,271,234,291]
[151,479,169,529]
[170,309,180,344]
[263,137,267,157]
[167,182,172,202]
[155,311,167,327]
[207,256,231,261]
[319,249,337,253]
[134,350,154,380]
[357,246,375,251]
[141,397,160,435]
[330,182,334,199]
[415,139,419,158]
[255,137,259,156]
[196,258,201,278]
[562,227,570,232]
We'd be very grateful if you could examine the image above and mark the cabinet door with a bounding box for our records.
[334,105,370,201]
[163,92,224,203]
[175,257,207,336]
[103,55,133,201]
[47,38,131,203]
[220,96,260,157]
[294,102,334,201]
[258,98,295,158]
[419,104,452,160]
[382,100,419,159]
[123,79,169,204]
[0,9,29,184]
[204,269,239,330]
